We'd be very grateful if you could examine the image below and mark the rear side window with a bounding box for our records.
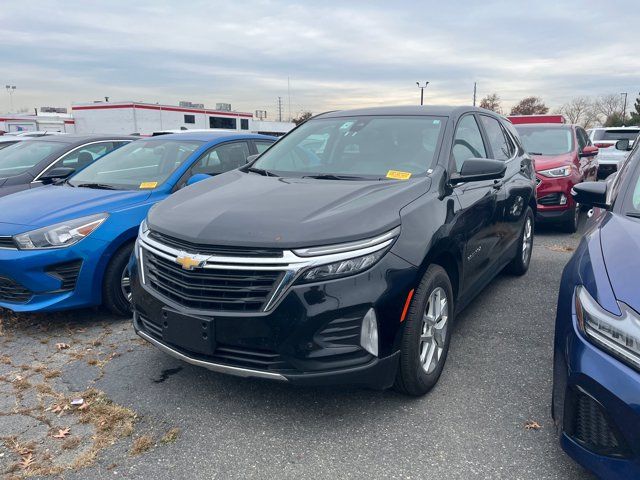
[255,141,274,154]
[51,141,119,171]
[480,115,513,160]
[452,115,487,171]
[594,129,640,141]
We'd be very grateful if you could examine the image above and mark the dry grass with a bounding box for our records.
[78,389,136,449]
[130,435,154,455]
[62,436,81,450]
[43,369,61,380]
[161,427,180,444]
[0,354,11,365]
[547,244,575,253]
[13,377,31,392]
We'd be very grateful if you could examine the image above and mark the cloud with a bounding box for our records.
[1,0,639,116]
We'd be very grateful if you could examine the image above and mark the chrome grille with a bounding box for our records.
[143,249,284,312]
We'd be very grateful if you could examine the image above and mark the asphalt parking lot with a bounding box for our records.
[0,222,595,479]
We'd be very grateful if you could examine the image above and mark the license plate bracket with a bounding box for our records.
[161,308,215,356]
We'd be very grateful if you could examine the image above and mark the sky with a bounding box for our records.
[1,0,639,119]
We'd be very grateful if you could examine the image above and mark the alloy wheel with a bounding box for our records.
[419,287,449,374]
[522,217,533,265]
[120,267,132,303]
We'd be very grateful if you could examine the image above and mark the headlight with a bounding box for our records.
[13,213,108,250]
[539,166,572,177]
[575,285,640,371]
[293,227,399,283]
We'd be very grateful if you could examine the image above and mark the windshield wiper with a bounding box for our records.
[75,183,117,190]
[246,167,278,177]
[302,174,369,180]
[528,152,544,156]
[626,211,640,219]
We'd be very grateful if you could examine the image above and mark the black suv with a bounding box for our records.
[131,106,536,395]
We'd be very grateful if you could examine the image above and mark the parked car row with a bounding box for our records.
[0,106,637,478]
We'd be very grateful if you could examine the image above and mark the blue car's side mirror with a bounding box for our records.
[186,173,210,186]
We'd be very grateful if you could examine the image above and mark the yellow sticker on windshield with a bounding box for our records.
[139,181,158,189]
[386,170,412,180]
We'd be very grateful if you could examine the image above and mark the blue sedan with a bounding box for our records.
[0,132,275,315]
[552,141,640,478]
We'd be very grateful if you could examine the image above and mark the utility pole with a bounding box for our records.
[277,96,283,122]
[416,82,429,106]
[287,77,291,122]
[5,85,16,112]
[621,92,628,124]
[473,82,477,107]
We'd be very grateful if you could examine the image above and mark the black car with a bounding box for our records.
[130,106,536,395]
[0,135,137,197]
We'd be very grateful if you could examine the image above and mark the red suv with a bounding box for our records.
[514,123,598,232]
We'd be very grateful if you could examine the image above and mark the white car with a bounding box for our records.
[588,127,640,178]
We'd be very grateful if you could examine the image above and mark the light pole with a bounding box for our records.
[621,92,628,124]
[5,85,16,112]
[416,82,429,106]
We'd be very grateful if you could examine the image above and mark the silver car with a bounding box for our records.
[588,126,640,178]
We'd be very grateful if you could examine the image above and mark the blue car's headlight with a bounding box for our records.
[13,213,108,250]
[575,285,640,371]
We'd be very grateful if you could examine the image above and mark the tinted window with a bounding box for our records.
[50,141,123,172]
[593,129,640,141]
[68,139,201,190]
[480,116,512,160]
[515,125,574,156]
[241,119,249,130]
[190,142,251,175]
[254,115,445,178]
[210,117,237,129]
[0,140,66,177]
[184,114,195,124]
[255,141,274,154]
[452,115,487,171]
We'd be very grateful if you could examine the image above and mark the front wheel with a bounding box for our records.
[562,202,579,233]
[505,207,534,276]
[394,265,454,396]
[102,243,134,317]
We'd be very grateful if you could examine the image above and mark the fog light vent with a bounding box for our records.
[360,308,378,357]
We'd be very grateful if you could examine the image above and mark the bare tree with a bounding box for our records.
[556,96,599,128]
[510,97,549,116]
[292,111,313,126]
[593,94,624,124]
[479,93,502,113]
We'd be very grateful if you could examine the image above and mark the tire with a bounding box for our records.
[394,265,454,396]
[102,243,134,317]
[562,203,579,233]
[505,207,534,276]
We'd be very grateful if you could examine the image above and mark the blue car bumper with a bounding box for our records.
[554,311,640,479]
[0,236,111,312]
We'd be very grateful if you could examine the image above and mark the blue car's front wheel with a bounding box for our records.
[102,243,134,316]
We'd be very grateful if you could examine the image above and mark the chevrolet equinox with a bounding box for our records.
[130,106,536,395]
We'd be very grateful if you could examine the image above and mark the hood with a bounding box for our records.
[0,185,152,230]
[148,170,430,248]
[599,213,640,313]
[531,152,574,172]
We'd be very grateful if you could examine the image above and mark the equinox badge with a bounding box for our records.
[175,252,205,271]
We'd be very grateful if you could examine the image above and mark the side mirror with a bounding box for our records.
[246,154,259,163]
[186,173,210,186]
[615,139,630,151]
[580,145,599,157]
[571,181,609,209]
[39,167,75,185]
[449,158,506,185]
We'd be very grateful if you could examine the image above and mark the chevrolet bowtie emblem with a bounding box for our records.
[175,253,204,271]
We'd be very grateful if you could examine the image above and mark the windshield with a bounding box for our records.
[252,115,445,178]
[594,129,640,142]
[0,140,66,177]
[68,139,202,190]
[515,126,573,155]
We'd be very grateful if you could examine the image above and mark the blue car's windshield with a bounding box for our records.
[0,140,67,177]
[252,115,445,178]
[67,139,202,190]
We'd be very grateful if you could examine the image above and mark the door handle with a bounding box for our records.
[492,180,503,190]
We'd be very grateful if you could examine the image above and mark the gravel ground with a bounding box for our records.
[0,222,595,479]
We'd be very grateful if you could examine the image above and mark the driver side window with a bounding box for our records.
[452,115,487,171]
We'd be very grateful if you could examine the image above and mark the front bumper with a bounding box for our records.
[553,304,640,478]
[130,248,416,389]
[535,173,578,223]
[0,236,109,312]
